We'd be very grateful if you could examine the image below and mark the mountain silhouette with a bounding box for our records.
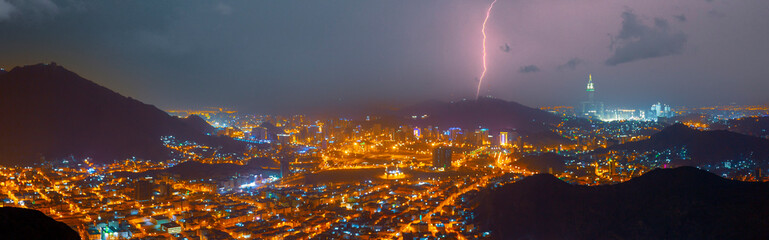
[179,114,217,135]
[0,207,80,240]
[714,116,769,138]
[604,123,769,165]
[475,166,769,239]
[0,63,245,165]
[400,97,569,145]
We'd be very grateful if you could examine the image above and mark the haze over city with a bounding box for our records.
[1,1,769,240]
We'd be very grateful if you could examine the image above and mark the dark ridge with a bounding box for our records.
[180,114,217,135]
[399,97,570,145]
[623,166,728,187]
[0,63,246,165]
[0,207,80,240]
[510,173,573,191]
[400,97,559,130]
[717,116,769,138]
[475,166,769,239]
[602,123,769,165]
[654,122,698,137]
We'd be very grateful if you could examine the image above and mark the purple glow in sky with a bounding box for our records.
[0,0,767,112]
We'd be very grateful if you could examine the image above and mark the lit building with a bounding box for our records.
[280,154,292,179]
[433,147,452,169]
[651,102,675,118]
[134,180,154,202]
[499,132,509,146]
[161,222,182,234]
[249,127,268,140]
[603,108,647,121]
[581,74,605,119]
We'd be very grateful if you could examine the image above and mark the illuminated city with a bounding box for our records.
[1,1,768,239]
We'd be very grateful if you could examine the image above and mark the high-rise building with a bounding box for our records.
[480,128,491,145]
[279,151,294,179]
[499,132,509,146]
[432,147,452,168]
[651,102,674,118]
[134,180,155,201]
[280,158,291,179]
[581,74,605,119]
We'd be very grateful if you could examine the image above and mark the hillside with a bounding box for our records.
[0,207,80,240]
[400,97,569,145]
[0,63,244,165]
[605,123,769,165]
[475,166,769,239]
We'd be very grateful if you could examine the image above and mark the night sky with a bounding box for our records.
[1,0,768,113]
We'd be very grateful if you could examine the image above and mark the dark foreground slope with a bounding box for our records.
[0,63,244,165]
[475,167,769,239]
[0,207,80,240]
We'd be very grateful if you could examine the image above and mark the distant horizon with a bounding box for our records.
[3,62,768,116]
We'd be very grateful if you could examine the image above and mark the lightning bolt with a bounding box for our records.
[476,0,498,100]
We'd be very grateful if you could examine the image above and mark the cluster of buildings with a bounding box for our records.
[4,90,768,239]
[576,74,676,122]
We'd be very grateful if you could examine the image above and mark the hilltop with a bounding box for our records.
[0,63,245,165]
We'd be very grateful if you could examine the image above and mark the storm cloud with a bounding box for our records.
[557,58,584,70]
[519,65,540,73]
[0,1,15,21]
[0,0,63,22]
[606,10,687,66]
[500,43,511,53]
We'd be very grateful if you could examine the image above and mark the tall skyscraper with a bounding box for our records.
[280,157,291,179]
[651,102,674,118]
[581,74,605,119]
[279,150,294,179]
[586,74,595,101]
[433,147,452,169]
[499,132,509,146]
[134,180,155,201]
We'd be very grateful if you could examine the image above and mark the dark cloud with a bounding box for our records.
[708,10,725,18]
[519,65,540,73]
[0,1,15,21]
[500,43,511,53]
[0,0,59,21]
[557,58,584,70]
[606,10,687,66]
[674,14,686,22]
